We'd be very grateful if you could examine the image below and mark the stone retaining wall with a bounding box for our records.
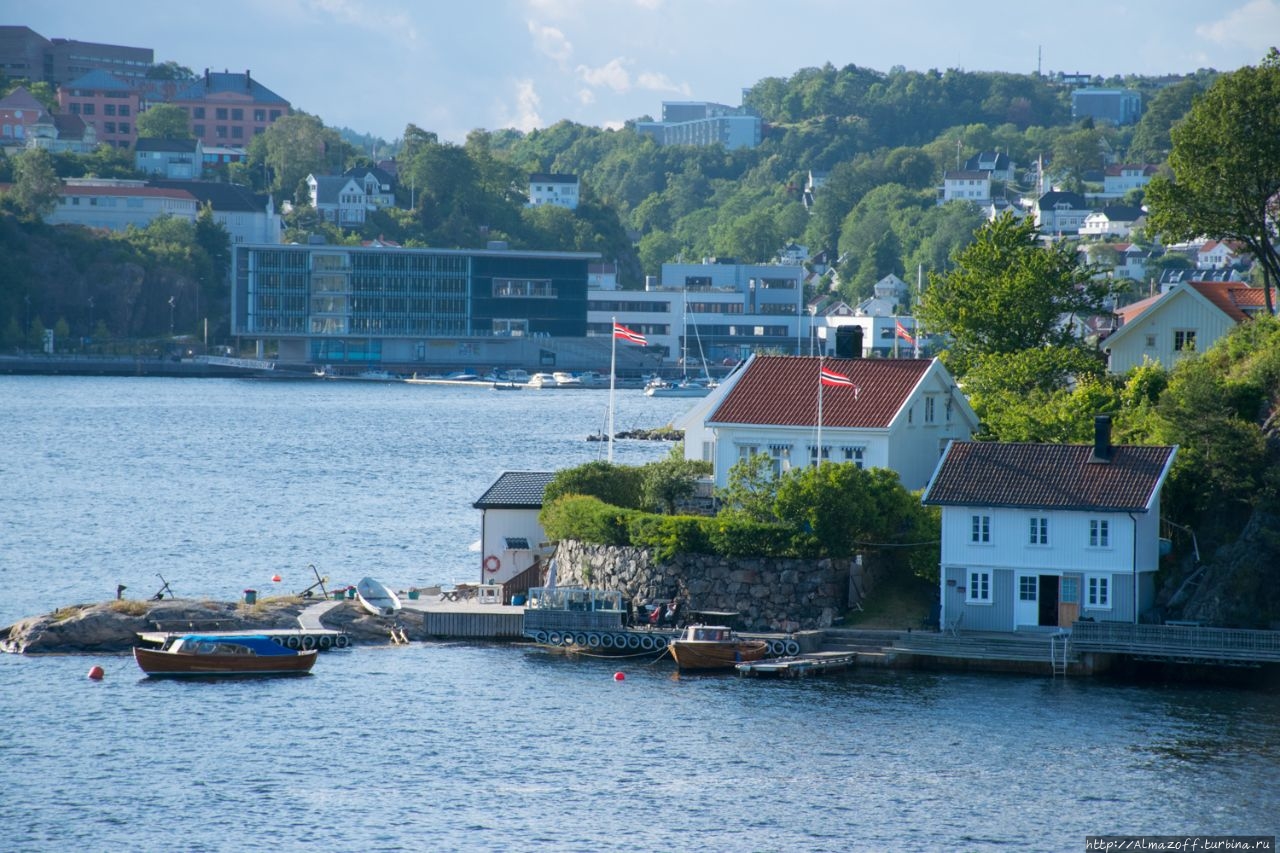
[553,540,863,631]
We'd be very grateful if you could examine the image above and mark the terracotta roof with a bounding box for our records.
[473,472,555,509]
[1187,281,1268,322]
[707,355,932,429]
[1115,292,1162,323]
[923,441,1176,512]
[60,184,198,201]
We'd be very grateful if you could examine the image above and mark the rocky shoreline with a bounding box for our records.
[1,598,431,655]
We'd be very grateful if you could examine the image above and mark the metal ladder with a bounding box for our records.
[1049,631,1070,676]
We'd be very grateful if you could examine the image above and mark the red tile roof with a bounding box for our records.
[1187,281,1268,322]
[708,355,933,429]
[923,441,1176,512]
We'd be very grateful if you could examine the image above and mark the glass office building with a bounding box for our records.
[232,244,596,367]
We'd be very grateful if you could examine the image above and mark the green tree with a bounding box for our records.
[715,453,779,522]
[1051,127,1102,192]
[1145,50,1280,315]
[918,213,1112,375]
[260,113,350,200]
[542,460,644,509]
[1128,77,1207,162]
[135,104,192,139]
[9,148,60,218]
[962,346,1115,441]
[639,449,711,514]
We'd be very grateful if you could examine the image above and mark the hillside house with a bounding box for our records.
[683,354,977,492]
[1104,280,1269,374]
[922,418,1177,632]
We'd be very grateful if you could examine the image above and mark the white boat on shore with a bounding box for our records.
[552,371,583,388]
[527,372,558,388]
[356,576,402,616]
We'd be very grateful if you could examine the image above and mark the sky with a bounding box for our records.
[15,0,1280,144]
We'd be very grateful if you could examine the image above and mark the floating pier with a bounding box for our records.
[736,651,858,678]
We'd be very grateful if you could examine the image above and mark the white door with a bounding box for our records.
[1015,574,1039,627]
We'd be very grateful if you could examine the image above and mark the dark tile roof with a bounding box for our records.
[136,137,199,153]
[150,179,269,212]
[62,69,133,92]
[473,471,556,509]
[309,174,356,205]
[923,441,1176,512]
[172,71,287,105]
[707,355,933,429]
[529,172,577,183]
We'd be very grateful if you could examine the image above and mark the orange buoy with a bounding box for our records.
[87,665,104,680]
[613,672,625,681]
[271,574,282,582]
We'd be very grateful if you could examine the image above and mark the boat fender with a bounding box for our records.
[586,633,602,648]
[285,635,301,650]
[654,635,668,651]
[547,631,562,645]
[318,635,333,651]
[572,632,588,647]
[640,635,655,651]
[302,635,317,650]
[626,634,642,650]
[533,631,549,645]
[784,640,801,657]
[483,555,501,573]
[768,639,785,656]
[272,636,286,647]
[335,634,350,649]
[600,633,615,649]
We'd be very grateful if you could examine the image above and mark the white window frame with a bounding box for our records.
[1088,518,1110,548]
[966,570,991,604]
[1087,575,1111,609]
[1029,516,1048,546]
[970,514,991,544]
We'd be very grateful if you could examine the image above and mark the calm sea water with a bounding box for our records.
[1,377,1277,852]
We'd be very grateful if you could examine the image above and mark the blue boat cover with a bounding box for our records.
[178,635,296,656]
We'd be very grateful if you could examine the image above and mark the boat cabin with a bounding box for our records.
[682,625,734,642]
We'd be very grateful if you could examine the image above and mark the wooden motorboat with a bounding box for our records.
[356,576,402,616]
[133,635,317,676]
[668,625,769,671]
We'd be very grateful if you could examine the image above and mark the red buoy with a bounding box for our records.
[271,574,282,582]
[613,672,625,681]
[87,665,104,680]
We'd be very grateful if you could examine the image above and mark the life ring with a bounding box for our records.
[483,555,501,573]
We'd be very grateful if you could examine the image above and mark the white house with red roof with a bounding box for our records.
[1103,280,1270,374]
[1196,240,1242,270]
[46,178,198,230]
[922,417,1177,632]
[682,354,978,492]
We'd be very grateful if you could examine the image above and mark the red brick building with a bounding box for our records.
[168,69,289,148]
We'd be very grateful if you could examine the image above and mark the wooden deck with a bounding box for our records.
[736,651,858,678]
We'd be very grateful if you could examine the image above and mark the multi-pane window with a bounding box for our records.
[1089,519,1110,547]
[840,446,864,468]
[807,445,830,466]
[1018,576,1037,601]
[1087,576,1110,608]
[1061,577,1080,604]
[925,396,936,423]
[768,444,790,477]
[971,514,990,543]
[1029,517,1048,545]
[967,570,991,602]
[1174,329,1197,352]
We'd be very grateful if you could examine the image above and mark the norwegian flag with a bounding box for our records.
[895,320,916,346]
[820,366,858,392]
[612,323,647,345]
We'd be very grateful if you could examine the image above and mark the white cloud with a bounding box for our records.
[304,0,418,42]
[577,88,596,105]
[1196,0,1280,54]
[502,79,544,132]
[576,57,633,93]
[636,70,691,95]
[527,20,573,63]
[632,0,663,9]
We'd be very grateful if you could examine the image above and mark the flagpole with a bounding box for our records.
[915,264,923,358]
[893,315,900,358]
[816,356,823,467]
[608,315,617,463]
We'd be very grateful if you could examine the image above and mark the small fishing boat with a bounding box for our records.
[356,576,402,616]
[552,371,583,387]
[668,625,769,671]
[527,372,558,388]
[133,634,317,677]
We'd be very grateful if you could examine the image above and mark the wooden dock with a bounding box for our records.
[736,651,858,678]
